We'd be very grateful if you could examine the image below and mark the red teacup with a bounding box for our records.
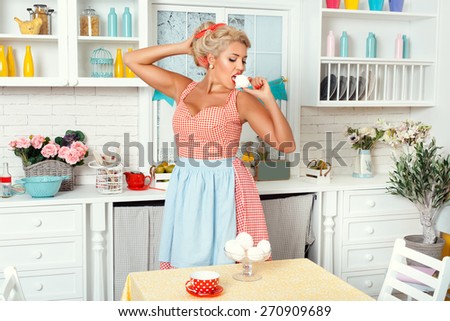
[188,271,220,294]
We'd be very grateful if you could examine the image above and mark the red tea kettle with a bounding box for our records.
[124,171,152,189]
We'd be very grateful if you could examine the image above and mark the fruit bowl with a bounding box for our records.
[224,248,271,282]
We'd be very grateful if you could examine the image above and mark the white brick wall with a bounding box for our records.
[0,87,139,185]
[0,86,412,185]
[300,106,412,175]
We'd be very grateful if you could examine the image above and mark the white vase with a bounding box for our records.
[352,149,373,178]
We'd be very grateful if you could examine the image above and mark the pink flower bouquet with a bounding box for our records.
[9,130,89,167]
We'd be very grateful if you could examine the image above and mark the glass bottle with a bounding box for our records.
[0,45,8,77]
[114,48,124,77]
[326,30,335,57]
[395,33,403,59]
[23,45,34,77]
[340,31,348,57]
[122,7,132,37]
[80,7,100,36]
[366,32,376,58]
[125,48,135,78]
[27,4,54,35]
[1,162,12,198]
[402,35,410,59]
[108,8,118,37]
[7,46,16,77]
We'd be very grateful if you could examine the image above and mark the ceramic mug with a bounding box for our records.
[326,0,341,9]
[368,0,384,11]
[389,0,404,12]
[344,0,359,9]
[188,271,220,294]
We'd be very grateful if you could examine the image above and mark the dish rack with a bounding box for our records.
[88,161,123,194]
[319,58,435,106]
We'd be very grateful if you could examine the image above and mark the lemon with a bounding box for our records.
[155,165,165,174]
[165,164,175,173]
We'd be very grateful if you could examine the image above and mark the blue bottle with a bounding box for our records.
[366,32,377,58]
[122,7,132,37]
[340,31,348,57]
[402,35,409,59]
[108,8,117,37]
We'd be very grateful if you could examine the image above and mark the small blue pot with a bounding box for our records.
[368,0,384,11]
[389,0,404,12]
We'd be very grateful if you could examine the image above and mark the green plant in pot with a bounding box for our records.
[387,138,450,255]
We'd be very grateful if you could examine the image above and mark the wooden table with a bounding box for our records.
[121,259,374,301]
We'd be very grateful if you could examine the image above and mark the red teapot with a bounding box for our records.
[124,171,152,190]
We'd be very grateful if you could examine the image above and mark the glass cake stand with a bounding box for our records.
[224,249,271,282]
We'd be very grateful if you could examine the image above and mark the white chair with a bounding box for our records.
[0,266,26,301]
[378,238,450,301]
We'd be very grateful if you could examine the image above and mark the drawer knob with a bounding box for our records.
[364,280,374,288]
[365,254,374,262]
[33,219,42,227]
[365,226,375,235]
[366,200,376,208]
[34,283,44,291]
[34,251,43,259]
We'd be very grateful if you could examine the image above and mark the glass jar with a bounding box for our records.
[80,7,100,36]
[27,4,54,35]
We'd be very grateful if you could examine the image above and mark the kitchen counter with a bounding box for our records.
[0,174,390,206]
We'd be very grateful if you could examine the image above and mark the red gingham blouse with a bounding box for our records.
[160,82,269,270]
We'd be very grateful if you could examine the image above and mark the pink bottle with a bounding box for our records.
[327,31,336,57]
[395,33,403,59]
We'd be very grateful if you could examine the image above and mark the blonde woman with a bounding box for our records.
[124,22,295,269]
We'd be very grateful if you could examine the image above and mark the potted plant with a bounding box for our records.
[8,130,89,191]
[387,138,450,256]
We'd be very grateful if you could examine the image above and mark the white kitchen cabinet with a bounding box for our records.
[335,189,422,297]
[0,0,69,86]
[0,204,85,300]
[301,0,440,107]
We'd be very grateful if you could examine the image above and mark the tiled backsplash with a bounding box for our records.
[0,87,411,184]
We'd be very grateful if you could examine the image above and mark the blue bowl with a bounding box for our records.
[16,176,69,198]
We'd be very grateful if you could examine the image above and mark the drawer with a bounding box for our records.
[343,190,418,217]
[0,237,82,271]
[0,268,84,301]
[342,243,394,272]
[0,204,83,240]
[341,270,387,297]
[343,215,421,245]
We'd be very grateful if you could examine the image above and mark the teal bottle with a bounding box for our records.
[108,8,117,37]
[122,7,132,37]
[366,32,376,58]
[402,35,409,59]
[340,31,348,57]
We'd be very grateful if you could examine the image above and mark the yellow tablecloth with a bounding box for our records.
[121,258,374,301]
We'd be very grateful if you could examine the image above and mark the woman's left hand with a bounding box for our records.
[242,77,274,102]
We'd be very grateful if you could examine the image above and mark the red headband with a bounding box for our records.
[194,23,226,39]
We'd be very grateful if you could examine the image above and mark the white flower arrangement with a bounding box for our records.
[376,119,431,148]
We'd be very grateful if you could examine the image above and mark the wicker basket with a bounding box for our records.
[24,160,74,191]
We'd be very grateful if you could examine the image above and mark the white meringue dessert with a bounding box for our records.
[234,74,251,88]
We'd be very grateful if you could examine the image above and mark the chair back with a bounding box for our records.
[0,266,26,301]
[378,238,450,301]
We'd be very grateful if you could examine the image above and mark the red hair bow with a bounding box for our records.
[194,23,226,39]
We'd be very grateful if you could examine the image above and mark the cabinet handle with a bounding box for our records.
[364,280,374,288]
[366,200,376,208]
[365,254,374,262]
[365,226,375,234]
[33,219,42,227]
[34,251,43,259]
[34,283,44,291]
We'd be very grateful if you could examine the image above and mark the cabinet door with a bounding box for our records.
[151,5,288,163]
[0,0,69,86]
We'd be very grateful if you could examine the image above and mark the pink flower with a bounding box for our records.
[63,149,81,165]
[58,146,70,159]
[41,142,60,158]
[70,141,88,158]
[8,140,17,149]
[31,135,45,149]
[15,137,31,149]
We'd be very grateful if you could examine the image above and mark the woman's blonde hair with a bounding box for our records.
[192,21,251,68]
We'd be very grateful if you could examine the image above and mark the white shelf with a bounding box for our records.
[77,36,140,44]
[0,34,59,42]
[320,57,434,65]
[75,77,147,87]
[0,77,67,87]
[321,8,437,21]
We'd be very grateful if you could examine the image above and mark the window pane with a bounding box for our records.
[256,16,282,52]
